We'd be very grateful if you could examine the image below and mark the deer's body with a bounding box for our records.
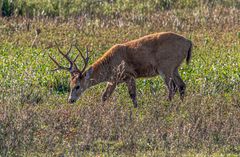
[92,32,191,79]
[50,32,192,107]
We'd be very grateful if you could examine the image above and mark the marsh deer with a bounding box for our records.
[49,32,192,107]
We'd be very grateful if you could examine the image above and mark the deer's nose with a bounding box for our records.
[68,99,76,104]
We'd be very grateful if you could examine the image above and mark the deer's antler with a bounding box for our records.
[49,42,90,74]
[75,45,89,73]
[49,42,80,73]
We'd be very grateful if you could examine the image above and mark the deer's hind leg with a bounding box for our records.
[102,82,117,102]
[159,69,177,101]
[125,77,138,108]
[173,68,186,101]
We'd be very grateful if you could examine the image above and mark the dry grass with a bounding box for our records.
[0,93,239,156]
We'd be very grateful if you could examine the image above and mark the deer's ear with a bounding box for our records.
[71,70,81,77]
[85,67,93,80]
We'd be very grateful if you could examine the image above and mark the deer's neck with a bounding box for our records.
[87,61,112,87]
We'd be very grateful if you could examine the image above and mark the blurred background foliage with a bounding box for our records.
[0,0,239,18]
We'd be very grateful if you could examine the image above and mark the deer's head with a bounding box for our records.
[49,42,92,104]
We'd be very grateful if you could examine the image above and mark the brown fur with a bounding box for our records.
[68,32,192,107]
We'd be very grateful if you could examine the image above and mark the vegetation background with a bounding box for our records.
[0,0,239,156]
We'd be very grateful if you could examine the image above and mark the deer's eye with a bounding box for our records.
[76,86,80,90]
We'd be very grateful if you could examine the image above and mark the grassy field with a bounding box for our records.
[0,1,240,156]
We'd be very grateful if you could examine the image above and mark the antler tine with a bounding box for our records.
[75,45,90,73]
[49,41,81,73]
[66,44,73,56]
[85,46,89,61]
[75,45,84,60]
[48,54,70,71]
[54,41,65,57]
[82,46,89,72]
[73,53,80,62]
[54,41,73,69]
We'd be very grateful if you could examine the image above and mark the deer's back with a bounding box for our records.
[93,32,191,78]
[122,32,191,77]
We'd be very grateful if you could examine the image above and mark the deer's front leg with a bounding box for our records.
[126,77,138,108]
[102,82,116,102]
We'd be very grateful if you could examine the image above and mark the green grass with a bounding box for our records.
[0,4,240,157]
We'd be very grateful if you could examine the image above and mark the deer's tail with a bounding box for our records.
[186,40,192,65]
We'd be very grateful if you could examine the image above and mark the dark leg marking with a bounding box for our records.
[102,82,117,102]
[173,69,186,101]
[126,77,138,108]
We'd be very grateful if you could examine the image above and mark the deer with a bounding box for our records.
[49,32,192,108]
